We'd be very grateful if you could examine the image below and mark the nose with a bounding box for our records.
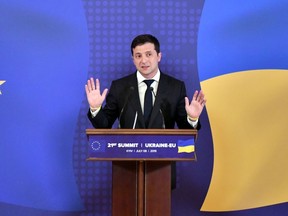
[140,55,148,64]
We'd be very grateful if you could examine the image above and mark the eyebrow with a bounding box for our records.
[134,51,153,55]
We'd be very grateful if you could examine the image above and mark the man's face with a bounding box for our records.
[132,42,162,79]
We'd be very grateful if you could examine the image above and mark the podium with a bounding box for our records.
[86,129,197,216]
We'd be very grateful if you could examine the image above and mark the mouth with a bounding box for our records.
[141,66,150,70]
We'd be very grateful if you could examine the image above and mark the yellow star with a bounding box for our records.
[0,80,6,95]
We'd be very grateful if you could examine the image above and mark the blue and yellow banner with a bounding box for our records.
[198,0,288,212]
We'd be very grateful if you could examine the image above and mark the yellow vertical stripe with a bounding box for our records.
[201,70,288,211]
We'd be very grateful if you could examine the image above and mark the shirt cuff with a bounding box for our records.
[187,116,198,128]
[90,107,101,118]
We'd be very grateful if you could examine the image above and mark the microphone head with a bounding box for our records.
[150,87,156,98]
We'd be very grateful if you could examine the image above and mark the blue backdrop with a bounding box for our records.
[1,0,288,215]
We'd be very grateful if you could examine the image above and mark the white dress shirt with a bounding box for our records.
[90,70,198,128]
[136,70,160,113]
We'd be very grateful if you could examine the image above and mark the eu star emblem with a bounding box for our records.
[0,80,6,95]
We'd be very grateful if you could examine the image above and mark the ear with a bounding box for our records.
[157,52,162,62]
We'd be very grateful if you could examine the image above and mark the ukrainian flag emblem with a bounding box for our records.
[177,139,195,153]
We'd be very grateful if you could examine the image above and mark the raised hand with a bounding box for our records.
[85,78,108,110]
[185,90,206,120]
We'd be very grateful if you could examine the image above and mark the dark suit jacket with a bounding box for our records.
[87,72,200,189]
[88,72,201,130]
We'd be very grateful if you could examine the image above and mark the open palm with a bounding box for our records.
[85,78,108,109]
[185,90,206,119]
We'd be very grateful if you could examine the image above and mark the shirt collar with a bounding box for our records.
[136,69,160,84]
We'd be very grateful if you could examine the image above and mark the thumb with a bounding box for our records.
[102,88,109,100]
[184,97,189,107]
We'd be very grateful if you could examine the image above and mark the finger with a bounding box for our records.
[87,78,94,91]
[87,79,92,92]
[85,84,89,94]
[184,97,189,107]
[201,98,207,106]
[102,88,109,99]
[196,90,205,102]
[198,90,205,101]
[95,78,100,90]
[90,78,96,90]
[192,90,199,101]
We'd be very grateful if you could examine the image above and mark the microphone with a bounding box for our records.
[132,111,138,129]
[150,87,155,96]
[119,86,134,128]
[150,87,165,129]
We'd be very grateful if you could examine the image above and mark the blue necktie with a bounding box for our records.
[143,80,154,127]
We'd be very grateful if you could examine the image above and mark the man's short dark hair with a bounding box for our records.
[131,34,160,55]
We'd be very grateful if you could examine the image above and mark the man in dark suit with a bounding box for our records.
[86,34,206,130]
[85,34,206,188]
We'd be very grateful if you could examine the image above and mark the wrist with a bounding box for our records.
[90,106,101,112]
[188,115,199,122]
